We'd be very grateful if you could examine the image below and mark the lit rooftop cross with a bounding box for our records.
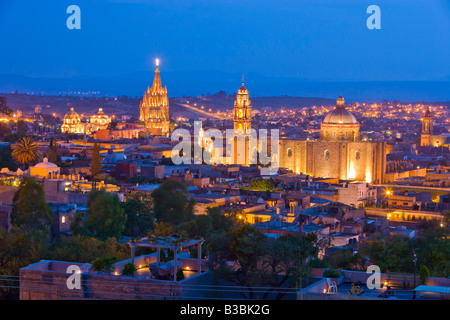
[155,58,160,67]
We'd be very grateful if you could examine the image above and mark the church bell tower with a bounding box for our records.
[420,108,433,146]
[232,77,252,166]
[233,77,252,133]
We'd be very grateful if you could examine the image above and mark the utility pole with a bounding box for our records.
[413,249,417,300]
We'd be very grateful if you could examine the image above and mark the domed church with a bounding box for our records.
[279,97,386,184]
[61,105,111,134]
[320,96,360,142]
[61,106,84,134]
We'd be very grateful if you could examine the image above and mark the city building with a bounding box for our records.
[61,106,112,134]
[61,106,85,134]
[279,97,386,184]
[227,79,253,166]
[89,108,111,131]
[420,108,450,148]
[28,157,60,179]
[139,59,170,136]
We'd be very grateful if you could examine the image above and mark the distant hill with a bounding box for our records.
[1,91,449,122]
[1,72,450,102]
[0,92,336,120]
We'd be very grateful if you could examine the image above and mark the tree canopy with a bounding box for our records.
[247,178,275,192]
[11,177,53,233]
[121,198,153,237]
[11,136,40,169]
[81,190,127,240]
[90,143,102,177]
[151,180,195,225]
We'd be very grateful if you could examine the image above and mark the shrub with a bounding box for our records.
[419,265,430,285]
[91,255,117,275]
[176,268,185,281]
[122,262,137,277]
[309,258,330,269]
[323,269,342,278]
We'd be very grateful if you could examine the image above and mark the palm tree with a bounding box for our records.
[12,136,40,169]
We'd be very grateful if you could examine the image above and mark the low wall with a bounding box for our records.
[340,270,449,288]
[113,253,158,274]
[20,268,183,300]
[297,270,450,300]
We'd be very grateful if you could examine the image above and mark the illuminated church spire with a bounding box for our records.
[139,58,170,136]
[152,58,163,91]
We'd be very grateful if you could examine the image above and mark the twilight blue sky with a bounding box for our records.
[0,0,449,98]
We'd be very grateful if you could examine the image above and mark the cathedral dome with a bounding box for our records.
[320,96,360,142]
[91,108,111,125]
[93,108,108,118]
[322,97,358,125]
[238,84,248,94]
[63,107,81,123]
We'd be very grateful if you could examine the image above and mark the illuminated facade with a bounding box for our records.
[61,107,111,134]
[29,157,60,178]
[139,59,170,136]
[90,108,111,130]
[233,79,252,133]
[61,107,85,134]
[232,79,252,166]
[279,97,386,184]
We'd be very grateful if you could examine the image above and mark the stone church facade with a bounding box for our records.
[139,59,170,136]
[279,97,386,184]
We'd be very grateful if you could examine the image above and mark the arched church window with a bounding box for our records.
[356,150,361,160]
[287,148,293,158]
[324,150,331,161]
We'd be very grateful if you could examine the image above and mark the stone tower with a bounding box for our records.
[139,59,170,136]
[233,77,252,133]
[420,108,433,146]
[232,78,252,166]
